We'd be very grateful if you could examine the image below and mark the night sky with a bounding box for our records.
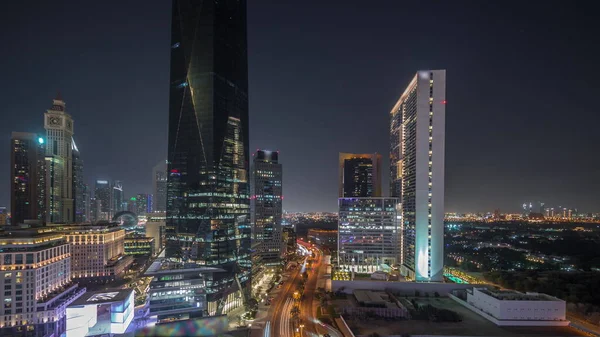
[1,1,599,213]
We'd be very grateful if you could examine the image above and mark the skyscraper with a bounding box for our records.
[72,139,85,222]
[135,193,152,216]
[153,160,168,212]
[251,150,284,265]
[338,153,382,198]
[44,94,74,223]
[166,0,250,314]
[10,132,46,225]
[111,180,124,217]
[390,70,446,282]
[94,180,111,221]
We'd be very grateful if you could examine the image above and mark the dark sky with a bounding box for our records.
[1,0,599,213]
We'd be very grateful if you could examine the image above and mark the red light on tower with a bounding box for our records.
[441,100,447,104]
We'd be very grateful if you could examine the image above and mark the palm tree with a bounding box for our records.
[290,305,300,322]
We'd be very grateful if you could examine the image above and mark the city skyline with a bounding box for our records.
[1,1,599,213]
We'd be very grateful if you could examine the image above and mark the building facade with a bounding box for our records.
[124,235,155,256]
[44,95,74,224]
[94,180,111,221]
[0,229,85,337]
[72,139,86,223]
[338,153,382,198]
[135,193,152,216]
[146,213,166,255]
[51,223,133,282]
[251,150,284,265]
[307,229,337,251]
[111,180,124,218]
[10,132,46,225]
[153,161,168,213]
[390,70,446,282]
[165,0,250,314]
[337,197,401,273]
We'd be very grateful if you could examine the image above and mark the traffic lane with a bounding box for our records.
[270,268,301,337]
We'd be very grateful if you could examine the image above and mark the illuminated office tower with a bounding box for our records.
[111,180,124,217]
[165,0,250,315]
[72,139,86,222]
[94,180,111,220]
[338,197,401,273]
[136,193,152,216]
[10,132,46,225]
[338,153,382,197]
[153,161,168,212]
[0,227,85,337]
[44,94,74,223]
[390,70,446,282]
[251,150,284,265]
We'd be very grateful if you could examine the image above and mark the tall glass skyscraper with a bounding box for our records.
[338,153,382,198]
[166,0,250,314]
[390,70,446,282]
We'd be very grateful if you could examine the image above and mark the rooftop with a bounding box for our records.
[475,288,561,302]
[145,259,226,276]
[70,289,133,306]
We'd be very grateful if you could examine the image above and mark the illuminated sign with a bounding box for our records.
[96,180,108,184]
[38,137,44,144]
[88,292,118,302]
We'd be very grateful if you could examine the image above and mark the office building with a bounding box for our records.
[338,153,382,197]
[153,161,168,213]
[390,70,446,281]
[136,193,152,216]
[165,0,250,314]
[338,197,401,273]
[0,228,86,337]
[251,150,284,265]
[111,180,124,217]
[0,208,7,226]
[83,184,90,223]
[124,235,155,256]
[10,132,46,225]
[307,229,337,251]
[44,94,75,223]
[146,213,166,254]
[94,180,111,221]
[49,223,133,282]
[72,139,86,223]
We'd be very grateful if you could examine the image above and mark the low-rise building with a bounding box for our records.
[146,214,166,255]
[48,222,133,282]
[307,229,337,250]
[124,236,155,256]
[464,287,568,326]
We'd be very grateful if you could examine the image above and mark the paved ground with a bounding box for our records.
[343,297,588,337]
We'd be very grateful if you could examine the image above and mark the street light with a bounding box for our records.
[299,323,305,337]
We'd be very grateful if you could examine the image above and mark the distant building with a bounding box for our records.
[72,139,85,223]
[283,226,297,256]
[307,229,337,251]
[338,197,401,273]
[464,288,568,326]
[136,193,152,216]
[49,222,133,282]
[0,208,7,225]
[44,94,75,223]
[251,150,284,266]
[390,70,446,282]
[111,180,124,217]
[0,227,85,337]
[10,132,46,225]
[94,180,111,221]
[153,160,167,212]
[338,153,382,198]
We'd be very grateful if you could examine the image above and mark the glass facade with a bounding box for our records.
[72,141,85,223]
[337,197,401,273]
[10,133,46,225]
[338,153,381,198]
[166,0,250,309]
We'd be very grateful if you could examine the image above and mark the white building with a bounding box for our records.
[390,70,446,282]
[146,213,166,254]
[44,94,75,223]
[465,288,568,326]
[0,229,85,336]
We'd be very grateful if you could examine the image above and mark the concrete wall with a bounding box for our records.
[467,288,566,321]
[332,280,475,296]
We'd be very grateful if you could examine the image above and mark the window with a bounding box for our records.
[15,255,23,265]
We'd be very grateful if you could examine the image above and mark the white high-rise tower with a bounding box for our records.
[44,94,74,223]
[391,70,446,282]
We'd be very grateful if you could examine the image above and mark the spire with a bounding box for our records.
[55,90,63,101]
[51,91,66,112]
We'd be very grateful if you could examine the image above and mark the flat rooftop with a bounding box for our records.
[145,260,226,276]
[340,297,584,337]
[70,289,133,306]
[476,288,560,302]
